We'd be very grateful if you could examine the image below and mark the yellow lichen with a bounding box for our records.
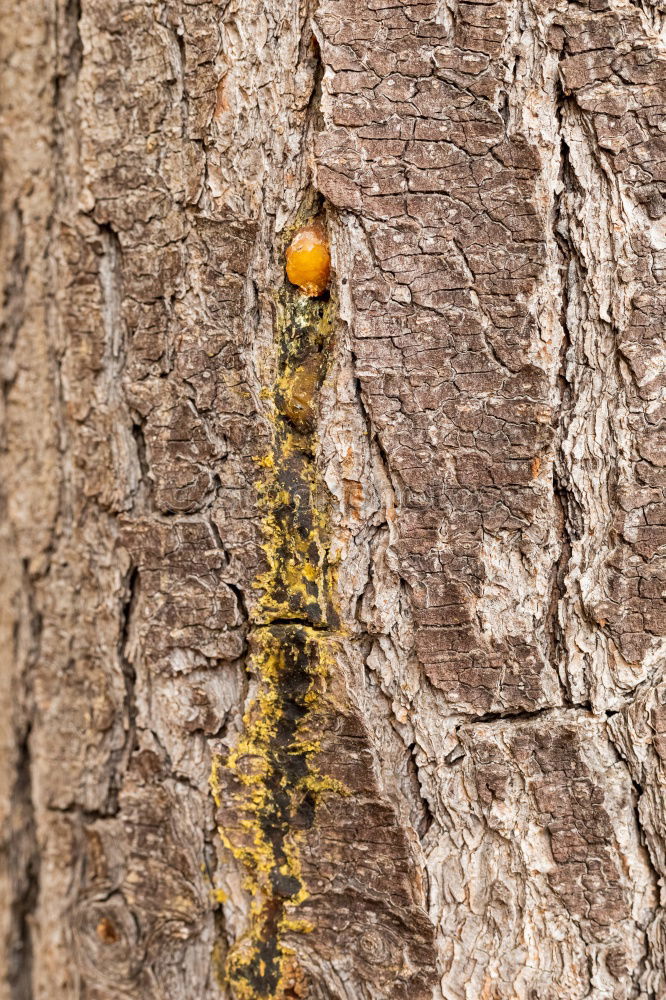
[210,633,333,997]
[210,228,346,998]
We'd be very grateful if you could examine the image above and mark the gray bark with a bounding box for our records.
[1,0,666,998]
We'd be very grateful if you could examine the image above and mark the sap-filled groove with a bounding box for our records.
[211,213,343,999]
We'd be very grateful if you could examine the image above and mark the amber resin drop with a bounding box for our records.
[285,221,330,297]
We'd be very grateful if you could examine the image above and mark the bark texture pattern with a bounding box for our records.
[1,0,666,998]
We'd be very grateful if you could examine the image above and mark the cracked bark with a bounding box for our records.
[2,1,666,999]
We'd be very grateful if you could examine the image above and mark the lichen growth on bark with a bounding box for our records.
[210,218,344,998]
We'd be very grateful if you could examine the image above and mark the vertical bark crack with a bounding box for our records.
[7,565,42,1000]
[8,721,38,1000]
[210,205,343,999]
[606,728,663,998]
[105,566,139,815]
[406,742,434,843]
[550,85,584,708]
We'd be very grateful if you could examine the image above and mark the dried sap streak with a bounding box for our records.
[212,220,339,1000]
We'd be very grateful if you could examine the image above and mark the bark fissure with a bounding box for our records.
[550,91,578,708]
[8,719,38,1000]
[211,217,343,999]
[0,205,26,372]
[57,0,82,84]
[7,563,42,1000]
[108,566,139,813]
[406,742,435,843]
[458,704,568,727]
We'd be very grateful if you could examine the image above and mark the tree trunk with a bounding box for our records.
[2,0,666,997]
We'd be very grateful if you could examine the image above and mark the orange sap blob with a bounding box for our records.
[285,222,330,297]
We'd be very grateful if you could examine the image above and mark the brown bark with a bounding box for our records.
[1,1,666,998]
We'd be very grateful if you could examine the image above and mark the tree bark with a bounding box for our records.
[2,0,666,998]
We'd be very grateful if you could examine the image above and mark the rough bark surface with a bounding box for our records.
[1,0,666,998]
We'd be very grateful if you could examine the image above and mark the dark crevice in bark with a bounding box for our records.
[120,566,139,744]
[257,616,329,631]
[8,721,38,1000]
[458,704,583,727]
[224,584,250,661]
[497,89,510,126]
[407,743,434,842]
[444,743,466,767]
[217,196,337,996]
[53,0,82,138]
[210,906,229,990]
[106,566,139,814]
[59,0,83,82]
[0,204,27,382]
[304,31,326,137]
[7,565,42,1000]
[224,579,251,662]
[549,84,582,708]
